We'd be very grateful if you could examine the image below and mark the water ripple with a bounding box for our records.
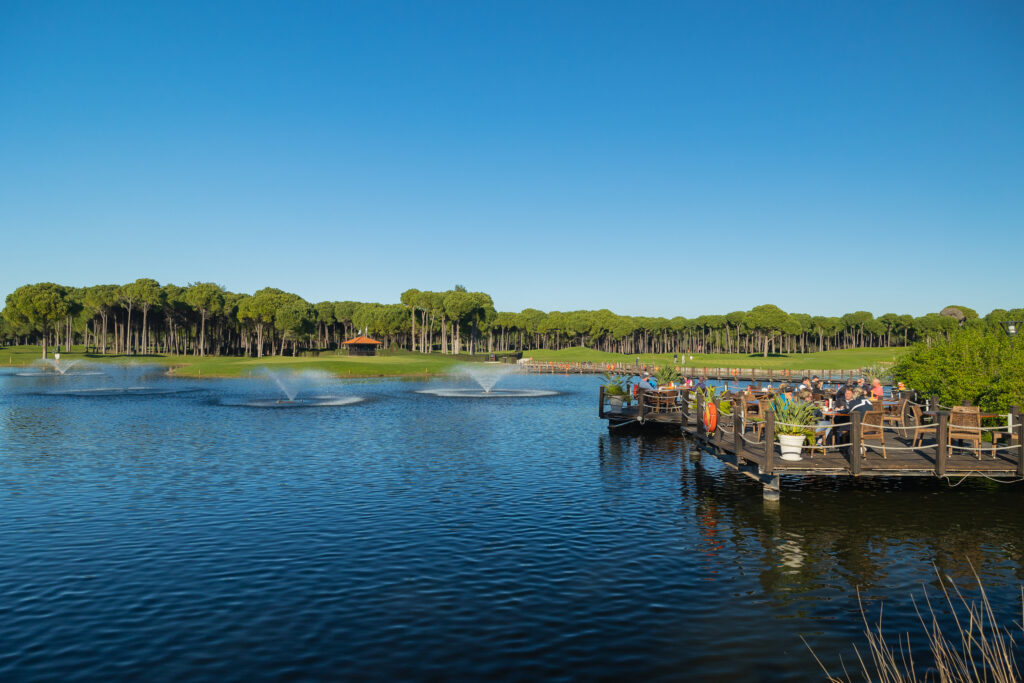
[0,373,1020,681]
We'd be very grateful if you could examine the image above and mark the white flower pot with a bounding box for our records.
[608,396,624,413]
[778,434,805,461]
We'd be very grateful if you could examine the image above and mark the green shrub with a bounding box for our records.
[893,327,1024,412]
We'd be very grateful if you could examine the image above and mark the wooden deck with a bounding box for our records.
[526,362,883,385]
[599,387,1024,496]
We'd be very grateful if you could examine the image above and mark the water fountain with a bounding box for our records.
[417,363,557,398]
[17,358,104,377]
[44,364,198,396]
[224,369,364,408]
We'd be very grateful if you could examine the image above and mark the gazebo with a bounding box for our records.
[341,335,383,356]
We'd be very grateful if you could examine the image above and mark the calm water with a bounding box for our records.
[0,368,1021,681]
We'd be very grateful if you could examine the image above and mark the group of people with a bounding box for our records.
[635,372,708,392]
[738,375,888,445]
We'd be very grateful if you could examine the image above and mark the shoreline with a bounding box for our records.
[2,345,905,379]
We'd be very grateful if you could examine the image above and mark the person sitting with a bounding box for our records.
[638,372,657,391]
[833,382,849,406]
[697,377,708,391]
[811,375,823,391]
[834,385,852,411]
[870,378,884,400]
[796,376,811,392]
[845,387,873,415]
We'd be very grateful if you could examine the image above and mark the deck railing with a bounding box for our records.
[681,389,1023,479]
[528,362,889,385]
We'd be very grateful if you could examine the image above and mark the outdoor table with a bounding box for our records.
[817,411,853,445]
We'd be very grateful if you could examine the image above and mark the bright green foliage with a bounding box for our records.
[746,304,791,356]
[599,372,629,397]
[274,298,315,354]
[3,282,69,357]
[184,282,225,356]
[893,326,1024,413]
[654,364,681,385]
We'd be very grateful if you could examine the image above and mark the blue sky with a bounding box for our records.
[2,1,1022,318]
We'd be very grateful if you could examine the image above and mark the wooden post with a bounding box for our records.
[850,411,863,475]
[599,385,605,419]
[930,395,940,412]
[696,393,705,441]
[638,389,647,424]
[713,396,722,445]
[733,397,743,456]
[936,411,949,477]
[764,410,775,475]
[1013,406,1023,478]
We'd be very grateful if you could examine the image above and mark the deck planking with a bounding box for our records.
[598,387,1024,490]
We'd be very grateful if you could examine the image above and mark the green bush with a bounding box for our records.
[655,364,681,385]
[893,327,1024,412]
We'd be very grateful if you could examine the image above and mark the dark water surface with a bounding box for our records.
[0,369,1021,681]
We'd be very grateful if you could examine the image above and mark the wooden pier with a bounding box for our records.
[525,361,883,385]
[598,387,1024,497]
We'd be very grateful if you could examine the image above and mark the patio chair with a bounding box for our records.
[991,429,1019,458]
[882,398,909,436]
[860,409,886,458]
[949,406,983,460]
[745,399,770,441]
[907,402,938,448]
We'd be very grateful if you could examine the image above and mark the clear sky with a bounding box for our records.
[2,1,1022,318]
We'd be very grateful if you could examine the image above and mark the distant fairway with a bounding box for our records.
[1,346,463,378]
[520,346,906,370]
[3,345,906,377]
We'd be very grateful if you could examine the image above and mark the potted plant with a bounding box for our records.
[600,372,630,413]
[771,396,817,461]
[654,364,682,387]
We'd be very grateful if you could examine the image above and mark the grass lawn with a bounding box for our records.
[521,346,908,370]
[2,344,907,377]
[1,346,464,378]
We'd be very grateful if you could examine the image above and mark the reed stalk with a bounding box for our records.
[805,565,1023,682]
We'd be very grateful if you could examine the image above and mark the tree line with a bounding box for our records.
[2,280,1018,359]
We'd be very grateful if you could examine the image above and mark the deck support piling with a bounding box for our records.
[936,412,949,477]
[733,400,743,456]
[1014,406,1024,478]
[763,411,775,476]
[762,474,780,501]
[850,411,863,475]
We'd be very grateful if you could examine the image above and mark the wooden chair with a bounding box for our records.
[907,402,938,448]
[645,392,681,415]
[949,406,983,459]
[745,399,770,441]
[860,409,886,458]
[991,430,1019,458]
[882,398,908,436]
[662,391,683,414]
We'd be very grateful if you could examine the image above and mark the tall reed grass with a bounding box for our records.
[805,566,1023,682]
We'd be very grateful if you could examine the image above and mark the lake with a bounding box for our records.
[0,367,1021,681]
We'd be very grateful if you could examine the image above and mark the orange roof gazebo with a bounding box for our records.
[341,335,383,356]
